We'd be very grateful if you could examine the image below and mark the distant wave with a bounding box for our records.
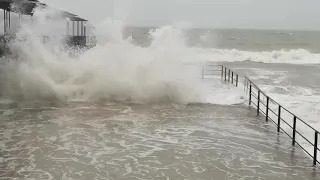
[198,48,320,64]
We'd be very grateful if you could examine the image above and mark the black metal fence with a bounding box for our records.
[244,76,319,166]
[202,64,239,87]
[204,63,320,166]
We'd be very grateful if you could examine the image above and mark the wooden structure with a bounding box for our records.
[66,15,87,47]
[0,0,88,46]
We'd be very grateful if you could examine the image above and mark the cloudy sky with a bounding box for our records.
[3,0,320,30]
[39,0,320,30]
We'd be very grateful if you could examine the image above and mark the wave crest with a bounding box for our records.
[0,15,210,104]
[200,48,320,64]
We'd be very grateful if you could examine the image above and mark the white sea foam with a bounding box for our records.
[246,72,320,163]
[199,48,320,64]
[0,8,246,105]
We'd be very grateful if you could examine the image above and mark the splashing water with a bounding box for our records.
[0,8,245,105]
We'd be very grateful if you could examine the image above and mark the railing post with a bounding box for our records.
[221,66,223,80]
[266,97,269,122]
[236,74,238,87]
[231,72,234,84]
[277,105,281,132]
[249,83,252,105]
[224,67,227,82]
[257,91,260,115]
[292,116,297,146]
[314,132,318,165]
[246,78,249,92]
[228,69,230,82]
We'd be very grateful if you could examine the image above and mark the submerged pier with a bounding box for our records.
[0,1,319,179]
[0,102,319,179]
[0,64,319,179]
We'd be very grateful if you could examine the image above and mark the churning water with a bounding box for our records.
[0,9,244,105]
[1,5,320,180]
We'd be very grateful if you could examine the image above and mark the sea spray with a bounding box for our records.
[0,9,212,104]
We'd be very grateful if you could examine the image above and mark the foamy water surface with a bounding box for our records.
[0,103,319,179]
[222,62,320,163]
[0,5,320,179]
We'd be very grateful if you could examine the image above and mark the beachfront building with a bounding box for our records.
[0,0,88,47]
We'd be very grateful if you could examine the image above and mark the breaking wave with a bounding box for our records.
[2,8,316,105]
[199,48,320,64]
[0,9,245,105]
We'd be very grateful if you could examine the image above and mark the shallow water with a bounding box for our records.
[223,62,320,132]
[1,11,320,179]
[0,102,319,180]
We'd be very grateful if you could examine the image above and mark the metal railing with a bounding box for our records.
[203,63,319,166]
[201,64,239,87]
[244,76,319,166]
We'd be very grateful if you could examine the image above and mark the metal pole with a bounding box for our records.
[266,97,269,122]
[224,67,227,81]
[228,69,230,82]
[249,84,252,105]
[313,132,318,165]
[278,105,281,132]
[80,21,82,36]
[81,21,84,36]
[5,11,7,33]
[236,74,238,87]
[4,10,6,33]
[77,21,80,36]
[8,11,10,31]
[292,116,297,146]
[257,91,260,115]
[3,10,5,33]
[221,66,223,80]
[6,11,8,32]
[231,72,234,84]
[73,21,75,36]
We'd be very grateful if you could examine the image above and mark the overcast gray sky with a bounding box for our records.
[10,0,320,30]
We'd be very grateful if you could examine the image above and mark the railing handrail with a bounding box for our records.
[245,76,319,133]
[245,75,319,165]
[202,63,319,166]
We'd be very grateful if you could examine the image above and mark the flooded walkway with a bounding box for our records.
[0,102,319,180]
